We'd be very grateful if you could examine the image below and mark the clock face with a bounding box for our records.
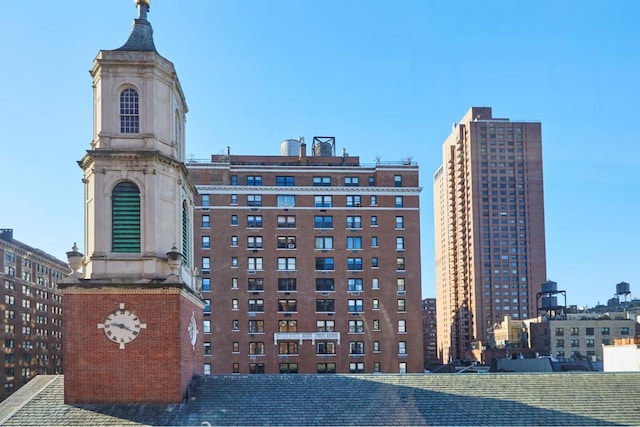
[98,304,147,349]
[188,312,198,349]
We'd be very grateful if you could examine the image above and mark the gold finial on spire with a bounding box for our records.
[135,0,150,20]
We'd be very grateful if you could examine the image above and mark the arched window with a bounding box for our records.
[182,200,189,266]
[120,88,139,133]
[112,182,141,252]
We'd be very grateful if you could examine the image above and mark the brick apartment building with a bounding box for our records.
[422,298,438,366]
[0,229,68,401]
[188,139,424,374]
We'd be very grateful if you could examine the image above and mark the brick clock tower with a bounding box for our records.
[59,1,204,404]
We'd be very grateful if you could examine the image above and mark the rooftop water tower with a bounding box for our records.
[536,280,567,320]
[312,136,335,157]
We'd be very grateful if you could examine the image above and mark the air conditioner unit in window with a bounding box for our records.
[354,202,361,207]
[288,244,296,249]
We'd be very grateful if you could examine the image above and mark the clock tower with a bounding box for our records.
[59,0,204,404]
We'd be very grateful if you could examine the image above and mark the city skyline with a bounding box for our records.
[1,1,638,308]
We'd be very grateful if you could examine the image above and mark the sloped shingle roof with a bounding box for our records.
[1,372,639,426]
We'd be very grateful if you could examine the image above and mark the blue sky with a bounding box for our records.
[1,1,638,308]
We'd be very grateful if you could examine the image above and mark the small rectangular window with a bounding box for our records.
[313,176,331,186]
[277,215,296,228]
[316,278,335,292]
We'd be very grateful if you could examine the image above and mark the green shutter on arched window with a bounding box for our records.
[112,182,141,252]
[182,201,189,266]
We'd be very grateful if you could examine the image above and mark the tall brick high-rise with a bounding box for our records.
[433,107,547,363]
[188,140,424,374]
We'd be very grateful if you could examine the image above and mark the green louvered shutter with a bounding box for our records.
[112,182,141,252]
[182,200,189,266]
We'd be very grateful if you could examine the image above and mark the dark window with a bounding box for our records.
[315,257,334,271]
[276,176,295,186]
[316,278,335,292]
[278,278,297,291]
[248,278,264,291]
[316,299,335,312]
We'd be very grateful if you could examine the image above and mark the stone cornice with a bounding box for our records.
[195,185,423,195]
[78,150,197,195]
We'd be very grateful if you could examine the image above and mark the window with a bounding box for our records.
[202,236,210,249]
[248,320,264,333]
[317,320,335,332]
[372,299,379,310]
[204,342,212,355]
[277,195,296,207]
[247,194,262,207]
[348,299,363,313]
[621,327,630,336]
[372,257,379,268]
[248,299,264,312]
[344,176,359,186]
[370,195,377,206]
[570,327,580,336]
[556,339,565,348]
[119,88,139,133]
[277,215,296,228]
[349,320,364,333]
[346,216,362,229]
[317,362,336,373]
[231,257,238,267]
[347,258,363,271]
[397,278,406,292]
[601,327,610,335]
[247,236,263,249]
[313,176,331,186]
[278,299,297,313]
[231,175,238,186]
[398,341,407,355]
[112,181,141,252]
[248,278,264,291]
[231,278,239,289]
[348,278,363,292]
[230,194,238,205]
[315,257,334,270]
[373,342,380,352]
[350,362,365,373]
[248,257,263,270]
[317,342,336,355]
[349,342,364,355]
[398,320,406,333]
[203,300,211,314]
[278,343,299,356]
[372,278,379,290]
[201,194,210,207]
[231,299,239,310]
[395,196,404,208]
[246,176,262,186]
[202,257,211,270]
[396,258,405,271]
[232,320,240,331]
[249,363,265,374]
[396,237,405,250]
[371,215,378,226]
[373,320,380,331]
[249,342,265,355]
[395,216,404,229]
[397,299,406,312]
[230,215,238,225]
[346,195,362,207]
[232,342,240,353]
[316,299,335,312]
[315,236,334,249]
[586,327,595,336]
[586,338,595,348]
[314,215,333,229]
[277,258,296,271]
[314,195,332,207]
[279,320,297,332]
[571,339,580,348]
[203,320,211,333]
[394,175,403,187]
[277,236,297,249]
[347,236,362,249]
[278,278,297,292]
[555,328,564,336]
[247,215,263,228]
[316,278,335,292]
[202,278,211,292]
[399,363,407,374]
[276,176,295,186]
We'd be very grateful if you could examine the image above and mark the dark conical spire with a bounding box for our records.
[115,0,156,52]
